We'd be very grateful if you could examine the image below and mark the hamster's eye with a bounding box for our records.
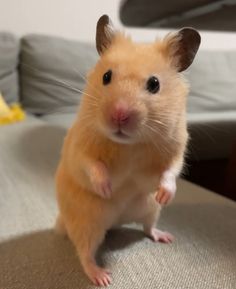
[146,76,160,94]
[103,70,112,85]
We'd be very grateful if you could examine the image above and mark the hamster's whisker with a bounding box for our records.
[142,124,166,148]
[149,111,182,118]
[21,63,98,100]
[149,111,173,119]
[148,118,169,128]
[71,67,88,82]
[142,123,173,155]
[148,122,177,142]
[139,130,153,154]
[37,107,77,115]
[86,94,100,103]
[72,68,104,99]
[79,113,94,121]
[143,129,170,155]
[143,123,163,136]
[148,119,166,126]
[85,99,99,107]
[190,126,216,144]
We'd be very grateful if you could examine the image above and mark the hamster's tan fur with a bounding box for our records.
[55,15,200,287]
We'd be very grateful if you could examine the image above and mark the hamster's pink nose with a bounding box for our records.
[111,107,130,126]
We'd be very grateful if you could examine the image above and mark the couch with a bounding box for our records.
[0,32,236,289]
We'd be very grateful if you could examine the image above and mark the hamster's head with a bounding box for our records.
[83,15,200,145]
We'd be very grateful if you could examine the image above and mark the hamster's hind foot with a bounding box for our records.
[146,228,174,243]
[85,263,112,287]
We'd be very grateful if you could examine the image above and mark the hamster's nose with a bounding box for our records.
[111,106,130,126]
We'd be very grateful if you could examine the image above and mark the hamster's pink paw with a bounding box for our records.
[148,228,174,243]
[156,172,176,205]
[93,178,112,199]
[90,161,112,199]
[86,264,112,287]
[156,185,175,205]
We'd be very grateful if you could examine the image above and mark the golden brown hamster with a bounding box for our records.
[55,15,201,287]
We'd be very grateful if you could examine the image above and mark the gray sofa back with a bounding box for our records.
[20,35,98,115]
[0,32,19,104]
[187,50,236,114]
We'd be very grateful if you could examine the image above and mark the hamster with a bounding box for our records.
[55,15,201,287]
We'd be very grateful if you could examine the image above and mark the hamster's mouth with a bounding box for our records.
[114,130,129,139]
[109,129,133,144]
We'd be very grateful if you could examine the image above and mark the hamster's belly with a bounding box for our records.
[114,187,160,226]
[113,171,160,196]
[111,172,161,226]
[133,172,160,193]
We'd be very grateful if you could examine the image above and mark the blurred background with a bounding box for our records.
[1,0,236,47]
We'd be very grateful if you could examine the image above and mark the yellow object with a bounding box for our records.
[0,94,25,125]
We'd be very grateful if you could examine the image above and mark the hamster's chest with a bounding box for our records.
[110,152,162,194]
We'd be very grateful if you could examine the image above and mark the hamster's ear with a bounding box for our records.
[163,28,201,72]
[96,15,115,55]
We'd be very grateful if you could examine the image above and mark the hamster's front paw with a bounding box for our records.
[90,161,112,199]
[93,178,112,199]
[156,171,176,205]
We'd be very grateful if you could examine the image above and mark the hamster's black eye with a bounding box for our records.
[146,76,160,94]
[103,70,112,85]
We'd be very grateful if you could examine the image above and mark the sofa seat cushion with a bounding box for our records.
[0,32,19,104]
[40,111,76,130]
[0,115,66,238]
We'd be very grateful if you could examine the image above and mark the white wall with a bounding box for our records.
[1,0,236,50]
[0,0,120,41]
